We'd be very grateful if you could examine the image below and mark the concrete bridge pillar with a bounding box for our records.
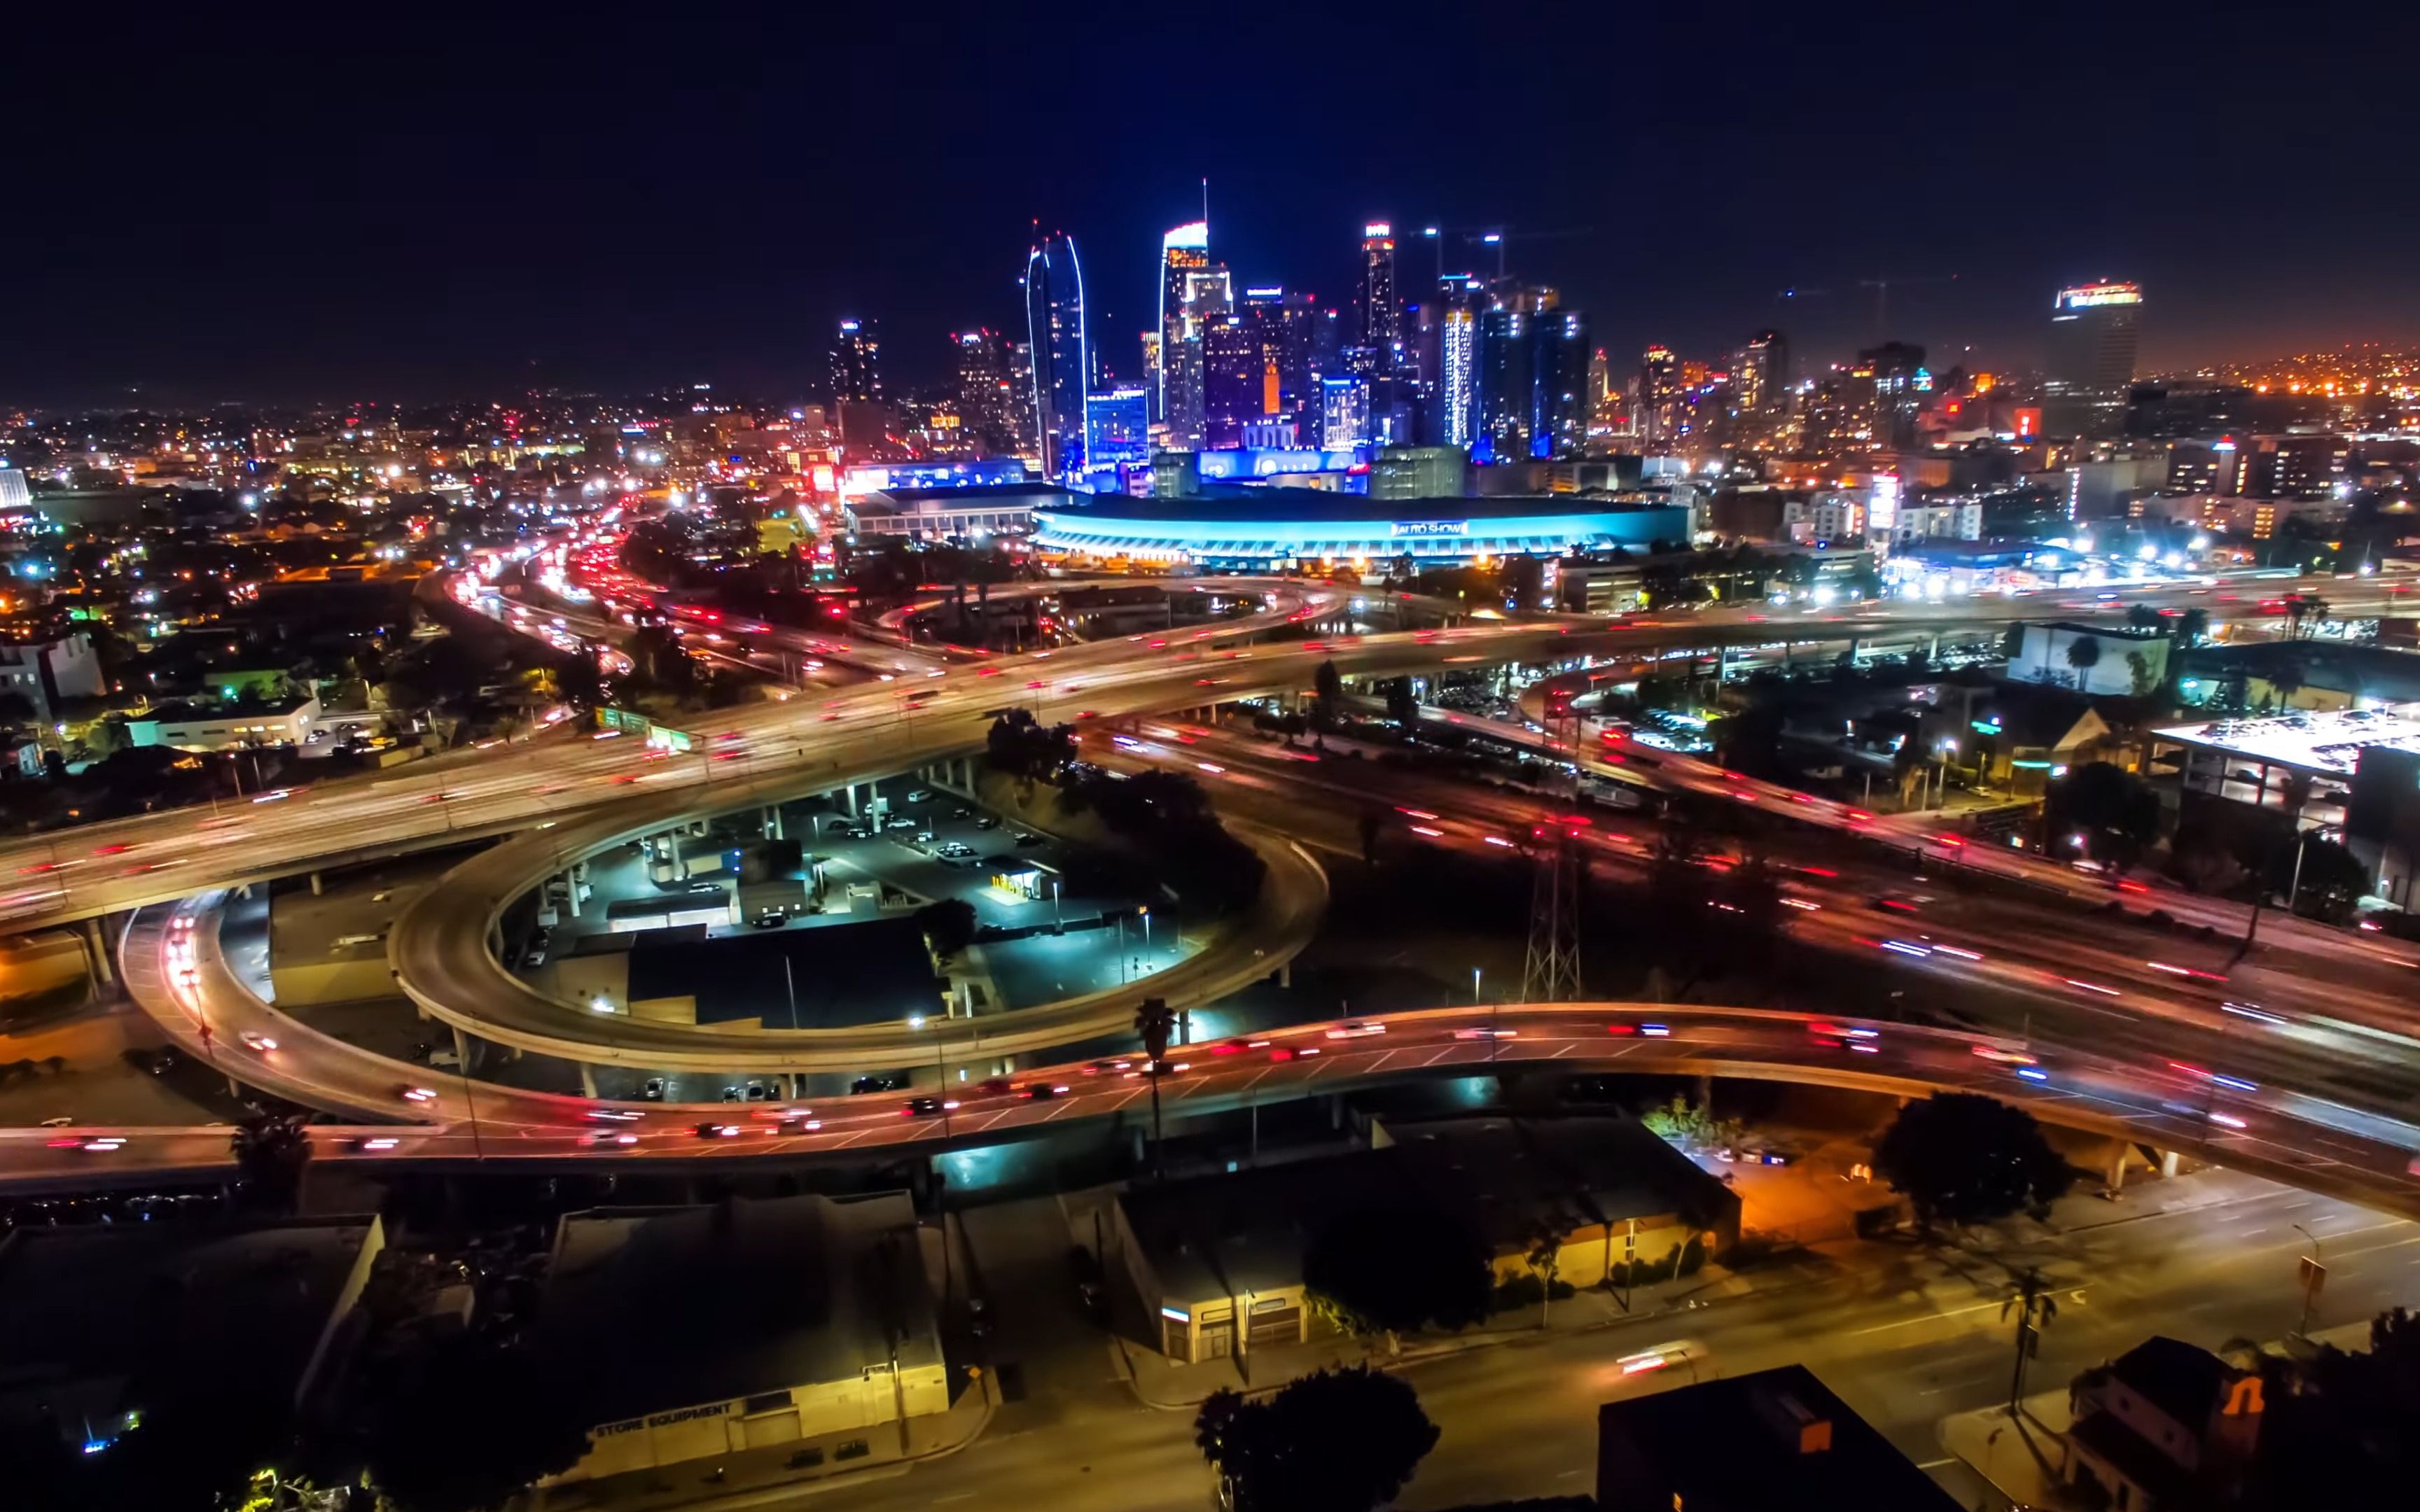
[765,804,784,841]
[842,783,859,818]
[2160,1149,2181,1179]
[310,871,325,896]
[1131,1128,1147,1165]
[83,916,114,987]
[1695,1074,1714,1107]
[451,1024,471,1071]
[2103,1139,2129,1193]
[562,870,582,919]
[578,1064,599,1099]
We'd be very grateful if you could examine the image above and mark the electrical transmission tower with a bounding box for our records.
[1522,685,1584,1002]
[1522,822,1583,1002]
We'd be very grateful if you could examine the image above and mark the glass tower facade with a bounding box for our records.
[1024,232,1090,483]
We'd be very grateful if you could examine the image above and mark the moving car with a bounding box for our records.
[901,1096,961,1118]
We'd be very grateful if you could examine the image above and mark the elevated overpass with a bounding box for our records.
[22,997,2420,1223]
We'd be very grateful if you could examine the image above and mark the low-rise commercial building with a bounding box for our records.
[0,1214,383,1457]
[126,693,322,750]
[844,483,1071,541]
[535,1194,947,1485]
[1596,1364,1962,1511]
[1113,1114,1737,1364]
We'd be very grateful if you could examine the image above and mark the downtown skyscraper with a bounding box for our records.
[1157,220,1211,447]
[1024,230,1089,482]
[2044,281,2143,440]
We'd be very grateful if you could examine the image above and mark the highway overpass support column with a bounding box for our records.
[765,805,784,841]
[451,1024,471,1072]
[578,1064,599,1098]
[562,871,581,919]
[310,872,324,896]
[83,917,115,987]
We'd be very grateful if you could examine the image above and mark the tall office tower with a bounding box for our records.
[952,329,1017,453]
[1201,317,1265,449]
[1353,223,1403,372]
[1538,309,1592,459]
[830,319,881,402]
[1738,328,1789,414]
[2044,281,2143,439]
[1157,220,1210,438]
[1477,306,1535,462]
[1430,276,1484,449]
[1139,332,1162,420]
[1858,341,1927,451]
[1321,375,1371,449]
[1085,386,1152,470]
[1241,286,1318,425]
[1006,342,1038,450]
[1023,231,1090,482]
[1639,345,1681,444]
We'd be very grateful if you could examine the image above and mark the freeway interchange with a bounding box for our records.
[7,568,2420,1213]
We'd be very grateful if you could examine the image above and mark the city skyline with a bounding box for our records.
[6,6,2417,407]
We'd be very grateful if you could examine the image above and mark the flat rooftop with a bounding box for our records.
[536,1193,938,1429]
[0,1216,376,1424]
[2154,701,2420,776]
[1596,1364,1961,1512]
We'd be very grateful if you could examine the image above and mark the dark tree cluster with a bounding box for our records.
[984,708,1078,780]
[1872,1091,2077,1229]
[1196,1365,1440,1512]
[1059,767,1267,916]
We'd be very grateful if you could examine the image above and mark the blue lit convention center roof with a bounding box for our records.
[1031,494,1690,568]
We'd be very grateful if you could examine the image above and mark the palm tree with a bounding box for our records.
[230,1110,314,1212]
[1134,995,1176,1181]
[2063,635,2102,690]
[2175,606,2211,648]
[2003,1267,2060,1414]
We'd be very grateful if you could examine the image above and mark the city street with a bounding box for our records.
[756,1174,2419,1511]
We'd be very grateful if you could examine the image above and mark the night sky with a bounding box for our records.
[8,3,2416,408]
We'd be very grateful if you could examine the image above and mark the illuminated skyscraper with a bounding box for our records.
[953,329,1016,453]
[1157,221,1210,443]
[2045,281,2143,439]
[1024,231,1089,482]
[1321,375,1370,449]
[1202,316,1265,449]
[1353,223,1402,373]
[1439,305,1478,449]
[1086,386,1151,470]
[1738,329,1789,415]
[830,319,881,402]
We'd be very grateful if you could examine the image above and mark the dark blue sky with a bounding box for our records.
[8,1,2415,407]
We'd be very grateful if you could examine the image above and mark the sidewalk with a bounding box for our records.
[1939,1390,2078,1512]
[1108,1258,1819,1411]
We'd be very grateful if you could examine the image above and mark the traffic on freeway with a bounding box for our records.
[9,1001,2420,1220]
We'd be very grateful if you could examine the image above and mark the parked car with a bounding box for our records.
[905,789,932,803]
[975,816,1001,830]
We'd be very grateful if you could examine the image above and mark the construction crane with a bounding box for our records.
[1856,272,1958,337]
[1417,223,1594,284]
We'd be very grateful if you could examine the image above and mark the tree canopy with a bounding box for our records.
[1196,1364,1440,1512]
[1302,1203,1494,1338]
[1872,1091,2076,1228]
